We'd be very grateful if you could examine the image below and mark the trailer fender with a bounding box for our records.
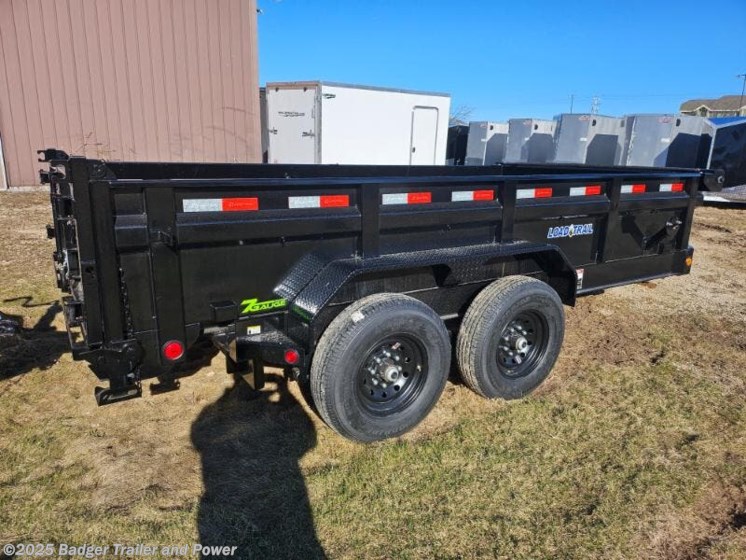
[281,241,577,330]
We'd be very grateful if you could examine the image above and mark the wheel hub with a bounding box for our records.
[380,361,401,383]
[514,335,529,353]
[359,338,425,410]
[497,313,545,375]
[367,353,405,389]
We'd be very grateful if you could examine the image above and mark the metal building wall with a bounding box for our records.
[0,0,261,188]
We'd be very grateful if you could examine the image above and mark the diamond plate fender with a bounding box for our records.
[277,241,577,328]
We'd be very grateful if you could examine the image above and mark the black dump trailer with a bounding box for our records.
[41,149,723,441]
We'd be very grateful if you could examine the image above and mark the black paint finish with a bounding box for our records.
[41,150,718,400]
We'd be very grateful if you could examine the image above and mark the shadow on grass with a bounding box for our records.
[0,298,67,381]
[191,373,326,559]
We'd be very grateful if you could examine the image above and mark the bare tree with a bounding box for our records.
[449,105,474,126]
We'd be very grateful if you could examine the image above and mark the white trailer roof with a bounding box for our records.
[266,81,450,98]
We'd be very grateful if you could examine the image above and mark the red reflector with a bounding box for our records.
[585,185,602,196]
[320,194,350,208]
[162,340,185,361]
[535,187,553,198]
[671,182,684,192]
[632,184,646,193]
[473,189,494,201]
[284,348,300,365]
[408,192,432,204]
[222,197,259,212]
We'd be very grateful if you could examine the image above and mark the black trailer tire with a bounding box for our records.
[310,293,451,442]
[456,276,565,399]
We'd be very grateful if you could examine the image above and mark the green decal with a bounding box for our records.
[240,297,287,315]
[291,305,312,321]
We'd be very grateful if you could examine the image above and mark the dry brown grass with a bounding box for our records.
[1,193,745,559]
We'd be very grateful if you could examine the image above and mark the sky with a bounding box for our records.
[257,0,746,122]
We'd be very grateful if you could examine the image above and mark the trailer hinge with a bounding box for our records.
[37,148,69,162]
[302,130,315,137]
[150,228,175,247]
[39,169,65,184]
[268,128,278,135]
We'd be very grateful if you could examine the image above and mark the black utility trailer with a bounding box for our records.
[41,149,722,441]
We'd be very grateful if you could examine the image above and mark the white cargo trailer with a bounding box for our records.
[266,81,451,165]
[465,121,509,165]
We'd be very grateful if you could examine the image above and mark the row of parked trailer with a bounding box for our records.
[457,115,702,167]
[452,114,746,188]
[261,81,745,189]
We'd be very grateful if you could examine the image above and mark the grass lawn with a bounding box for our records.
[1,193,745,559]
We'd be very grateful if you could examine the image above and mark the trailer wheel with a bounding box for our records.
[457,276,565,399]
[311,293,451,442]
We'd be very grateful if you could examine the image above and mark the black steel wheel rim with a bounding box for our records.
[496,310,548,378]
[357,334,428,415]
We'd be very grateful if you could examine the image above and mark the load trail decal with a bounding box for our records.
[547,223,594,239]
[240,297,287,315]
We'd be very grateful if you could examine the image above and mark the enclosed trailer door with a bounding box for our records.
[553,115,589,164]
[267,86,318,163]
[410,107,439,165]
[465,122,489,165]
[624,116,705,167]
[709,119,746,188]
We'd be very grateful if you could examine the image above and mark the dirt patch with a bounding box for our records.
[613,208,746,319]
[646,482,746,560]
[698,222,734,234]
[564,293,668,367]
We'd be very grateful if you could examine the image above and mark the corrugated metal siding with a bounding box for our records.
[0,0,261,187]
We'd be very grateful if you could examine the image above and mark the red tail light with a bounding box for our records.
[284,348,300,365]
[162,340,185,361]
